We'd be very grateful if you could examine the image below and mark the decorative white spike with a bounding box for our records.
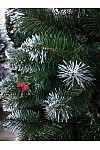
[44,89,72,123]
[58,60,95,90]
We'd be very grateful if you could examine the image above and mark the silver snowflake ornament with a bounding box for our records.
[58,60,94,90]
[44,89,72,123]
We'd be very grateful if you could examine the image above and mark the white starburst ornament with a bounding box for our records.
[44,89,72,123]
[58,60,94,90]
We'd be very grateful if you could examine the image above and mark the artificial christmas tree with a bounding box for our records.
[1,8,100,140]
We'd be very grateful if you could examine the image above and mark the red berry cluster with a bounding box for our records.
[17,82,29,91]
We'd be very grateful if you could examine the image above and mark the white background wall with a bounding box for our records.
[0,8,6,26]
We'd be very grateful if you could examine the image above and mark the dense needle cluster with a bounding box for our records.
[44,89,72,123]
[21,35,46,63]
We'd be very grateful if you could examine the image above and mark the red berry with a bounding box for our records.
[22,84,29,91]
[20,83,25,88]
[17,82,29,91]
[17,82,21,87]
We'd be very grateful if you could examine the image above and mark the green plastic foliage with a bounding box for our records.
[1,8,100,140]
